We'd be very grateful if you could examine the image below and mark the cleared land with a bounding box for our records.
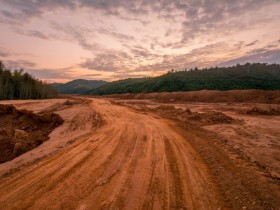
[0,91,279,210]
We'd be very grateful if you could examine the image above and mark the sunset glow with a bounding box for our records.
[0,0,280,82]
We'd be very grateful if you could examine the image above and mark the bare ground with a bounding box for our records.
[0,93,279,210]
[0,98,101,177]
[0,104,63,163]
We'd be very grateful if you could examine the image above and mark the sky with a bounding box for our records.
[0,0,280,83]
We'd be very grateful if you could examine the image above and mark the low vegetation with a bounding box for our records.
[89,63,280,95]
[0,61,58,100]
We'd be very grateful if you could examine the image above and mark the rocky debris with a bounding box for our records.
[64,100,75,106]
[14,129,29,139]
[12,142,27,157]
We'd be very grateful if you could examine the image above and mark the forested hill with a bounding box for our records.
[52,79,106,94]
[0,61,58,100]
[88,63,280,95]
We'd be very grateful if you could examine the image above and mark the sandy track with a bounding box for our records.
[0,99,223,210]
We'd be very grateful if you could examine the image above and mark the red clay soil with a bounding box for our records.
[111,99,280,209]
[105,90,280,104]
[0,104,63,163]
[239,106,280,115]
[154,105,240,126]
[113,101,241,126]
[0,98,279,209]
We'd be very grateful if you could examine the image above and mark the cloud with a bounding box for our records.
[80,73,102,77]
[78,0,150,16]
[112,72,148,79]
[79,46,163,72]
[80,42,230,73]
[80,51,132,71]
[134,42,231,72]
[1,1,275,24]
[0,47,35,58]
[0,47,10,57]
[1,59,76,80]
[26,68,73,80]
[3,59,37,69]
[218,49,280,67]
[1,9,18,19]
[1,0,280,81]
[245,40,259,47]
[12,27,49,40]
[97,28,134,41]
[0,0,77,21]
[179,0,276,42]
[1,1,279,49]
[0,51,9,57]
[80,39,280,75]
[49,22,101,51]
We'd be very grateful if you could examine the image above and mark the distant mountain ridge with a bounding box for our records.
[88,63,280,95]
[52,79,106,94]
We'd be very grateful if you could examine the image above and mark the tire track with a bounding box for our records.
[0,99,223,210]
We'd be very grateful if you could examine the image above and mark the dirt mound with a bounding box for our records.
[107,90,280,104]
[240,106,280,115]
[0,104,64,163]
[187,111,237,125]
[154,105,238,126]
[116,101,239,126]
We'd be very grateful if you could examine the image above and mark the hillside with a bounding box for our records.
[88,63,280,95]
[52,79,106,94]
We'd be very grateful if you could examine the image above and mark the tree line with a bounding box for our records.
[0,61,58,100]
[89,63,280,95]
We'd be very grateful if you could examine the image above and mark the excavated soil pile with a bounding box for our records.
[0,104,64,163]
[240,106,280,115]
[107,90,280,104]
[153,105,239,126]
[113,100,240,126]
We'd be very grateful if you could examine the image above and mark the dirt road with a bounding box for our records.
[0,98,279,210]
[0,99,224,209]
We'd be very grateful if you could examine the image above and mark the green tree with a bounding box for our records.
[0,61,58,100]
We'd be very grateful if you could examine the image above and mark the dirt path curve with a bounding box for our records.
[0,99,223,210]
